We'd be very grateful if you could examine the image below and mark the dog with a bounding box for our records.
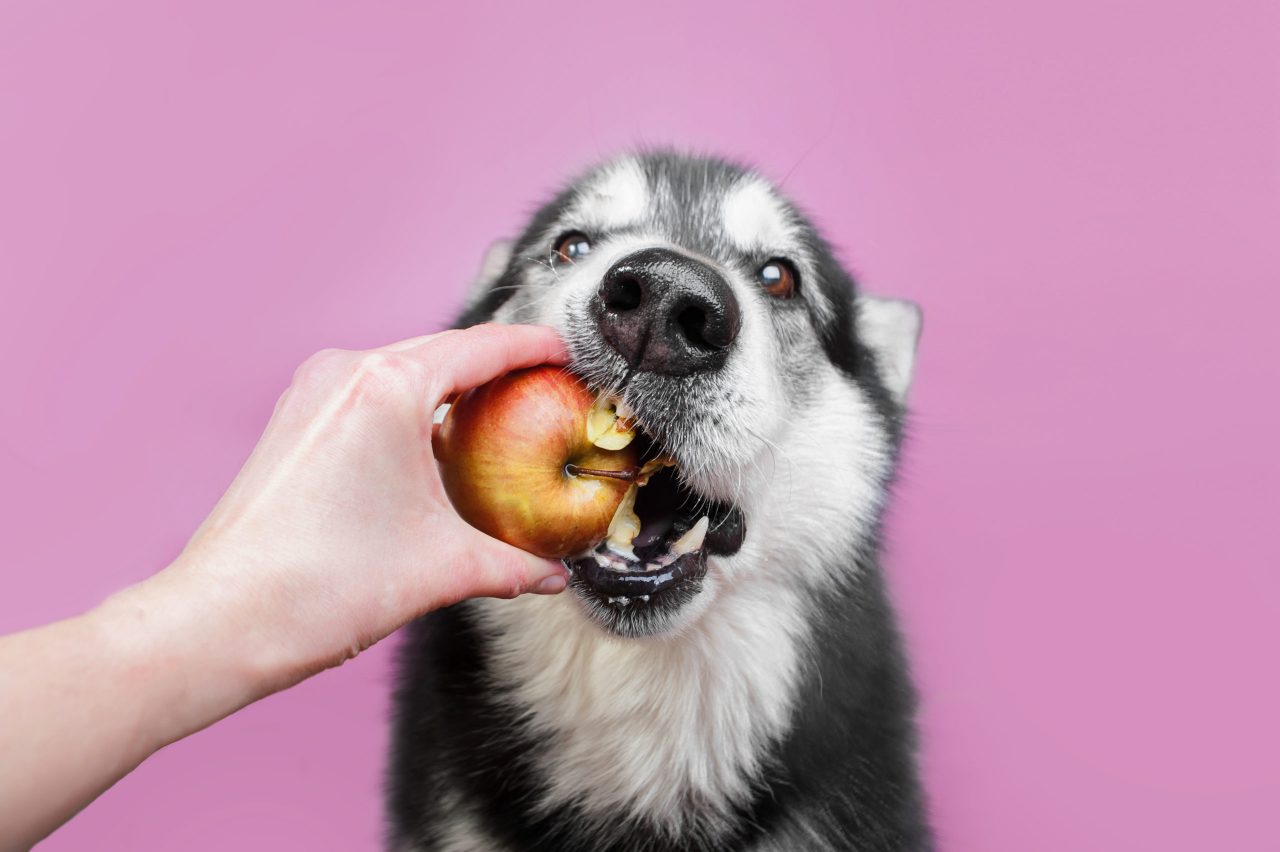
[387,152,930,851]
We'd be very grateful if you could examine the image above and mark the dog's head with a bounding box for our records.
[463,152,920,637]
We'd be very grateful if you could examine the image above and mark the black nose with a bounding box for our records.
[592,248,741,376]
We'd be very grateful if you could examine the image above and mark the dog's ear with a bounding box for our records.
[463,239,514,309]
[856,295,922,403]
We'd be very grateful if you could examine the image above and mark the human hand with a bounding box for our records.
[117,324,570,723]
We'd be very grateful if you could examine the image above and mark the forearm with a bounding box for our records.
[0,560,287,851]
[0,611,133,850]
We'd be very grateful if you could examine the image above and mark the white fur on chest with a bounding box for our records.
[474,576,808,833]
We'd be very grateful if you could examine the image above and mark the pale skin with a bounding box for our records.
[0,324,571,852]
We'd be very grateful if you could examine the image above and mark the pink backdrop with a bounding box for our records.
[3,1,1277,849]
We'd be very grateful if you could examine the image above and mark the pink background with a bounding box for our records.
[2,1,1278,849]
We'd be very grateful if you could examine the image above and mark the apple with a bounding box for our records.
[433,365,642,559]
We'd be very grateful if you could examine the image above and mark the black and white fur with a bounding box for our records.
[388,153,930,851]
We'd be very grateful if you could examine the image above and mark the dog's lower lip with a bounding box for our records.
[567,550,705,598]
[705,505,746,555]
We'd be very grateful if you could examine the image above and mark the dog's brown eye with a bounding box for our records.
[554,232,592,264]
[757,259,798,298]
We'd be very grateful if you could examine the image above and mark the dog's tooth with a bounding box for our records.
[640,595,650,603]
[605,484,641,559]
[670,516,709,556]
[593,551,622,572]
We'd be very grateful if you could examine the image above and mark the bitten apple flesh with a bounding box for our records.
[433,366,640,559]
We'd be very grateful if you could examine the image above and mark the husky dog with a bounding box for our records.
[388,152,929,851]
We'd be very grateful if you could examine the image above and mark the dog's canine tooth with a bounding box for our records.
[605,484,641,558]
[670,516,710,556]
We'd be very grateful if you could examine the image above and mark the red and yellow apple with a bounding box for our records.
[433,366,640,559]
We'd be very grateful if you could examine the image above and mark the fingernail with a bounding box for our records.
[533,573,567,595]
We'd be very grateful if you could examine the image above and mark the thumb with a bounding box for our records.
[444,527,570,604]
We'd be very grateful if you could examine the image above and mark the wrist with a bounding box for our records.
[91,554,292,753]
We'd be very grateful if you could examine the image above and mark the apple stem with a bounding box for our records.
[564,464,639,483]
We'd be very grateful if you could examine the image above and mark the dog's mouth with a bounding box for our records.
[565,431,746,617]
